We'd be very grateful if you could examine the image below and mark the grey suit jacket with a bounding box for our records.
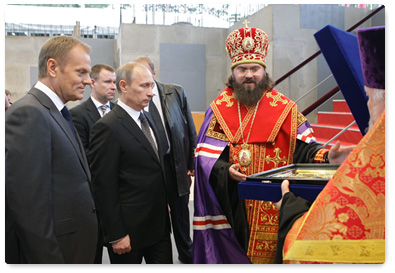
[5,87,98,263]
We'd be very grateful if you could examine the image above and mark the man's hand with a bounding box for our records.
[229,164,247,182]
[328,141,356,164]
[112,234,132,255]
[187,169,195,177]
[274,180,290,210]
[187,170,194,188]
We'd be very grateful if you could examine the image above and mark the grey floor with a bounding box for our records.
[101,200,194,264]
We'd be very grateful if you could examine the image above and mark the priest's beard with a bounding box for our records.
[232,77,268,107]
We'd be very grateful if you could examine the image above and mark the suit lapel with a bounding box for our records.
[29,88,91,179]
[114,106,161,164]
[86,97,101,123]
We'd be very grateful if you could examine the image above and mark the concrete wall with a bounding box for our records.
[220,4,374,118]
[5,4,381,114]
[117,23,228,110]
[5,37,116,108]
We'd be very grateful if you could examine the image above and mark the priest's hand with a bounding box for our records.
[274,180,290,210]
[112,234,132,255]
[328,141,356,164]
[229,164,247,182]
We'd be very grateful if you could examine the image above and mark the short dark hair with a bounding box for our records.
[90,64,115,81]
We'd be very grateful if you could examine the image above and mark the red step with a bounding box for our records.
[310,100,362,148]
[311,124,362,148]
[317,112,359,129]
[333,99,352,113]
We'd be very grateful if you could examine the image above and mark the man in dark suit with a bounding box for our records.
[135,57,196,263]
[70,63,116,263]
[88,62,172,264]
[71,64,116,153]
[5,36,98,263]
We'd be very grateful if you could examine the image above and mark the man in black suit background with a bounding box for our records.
[5,36,97,263]
[71,64,116,153]
[135,57,196,264]
[88,62,172,263]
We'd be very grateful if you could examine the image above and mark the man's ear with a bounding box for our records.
[119,79,127,93]
[47,58,58,78]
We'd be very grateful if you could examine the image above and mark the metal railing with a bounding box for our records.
[273,5,384,145]
[5,23,119,39]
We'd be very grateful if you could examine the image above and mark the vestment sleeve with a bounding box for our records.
[275,192,311,264]
[293,139,329,163]
[209,146,249,252]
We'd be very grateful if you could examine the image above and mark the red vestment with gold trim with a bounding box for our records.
[209,87,298,263]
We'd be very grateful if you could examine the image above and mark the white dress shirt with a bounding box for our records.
[34,81,65,112]
[117,99,158,149]
[91,96,111,117]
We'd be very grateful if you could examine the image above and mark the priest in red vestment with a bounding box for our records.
[275,26,385,264]
[193,21,351,264]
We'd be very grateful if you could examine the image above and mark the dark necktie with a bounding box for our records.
[149,100,170,155]
[139,112,158,159]
[61,106,77,140]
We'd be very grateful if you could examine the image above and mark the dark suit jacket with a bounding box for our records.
[155,81,197,197]
[88,105,170,249]
[70,97,115,153]
[5,87,98,263]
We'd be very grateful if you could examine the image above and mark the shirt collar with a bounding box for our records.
[117,98,142,126]
[34,81,65,111]
[91,96,110,109]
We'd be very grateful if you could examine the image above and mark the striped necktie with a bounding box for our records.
[139,112,158,159]
[100,105,107,117]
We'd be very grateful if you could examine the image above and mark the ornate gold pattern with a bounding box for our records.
[284,240,385,263]
[229,140,295,264]
[253,28,270,59]
[265,147,287,169]
[267,97,295,143]
[226,26,270,68]
[206,115,228,141]
[297,112,308,127]
[283,113,385,264]
[266,92,289,107]
[215,90,235,107]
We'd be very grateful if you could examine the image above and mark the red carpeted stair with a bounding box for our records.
[311,100,363,148]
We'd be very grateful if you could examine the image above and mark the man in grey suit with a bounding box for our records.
[71,64,116,153]
[5,36,98,263]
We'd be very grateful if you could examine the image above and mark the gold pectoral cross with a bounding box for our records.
[265,147,287,169]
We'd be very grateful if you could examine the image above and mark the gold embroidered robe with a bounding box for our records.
[209,87,299,263]
[283,112,385,264]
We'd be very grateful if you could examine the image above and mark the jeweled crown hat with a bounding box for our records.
[357,26,385,89]
[226,19,270,69]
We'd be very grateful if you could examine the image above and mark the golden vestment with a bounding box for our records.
[283,112,385,264]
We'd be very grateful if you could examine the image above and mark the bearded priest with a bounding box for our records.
[193,21,352,264]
